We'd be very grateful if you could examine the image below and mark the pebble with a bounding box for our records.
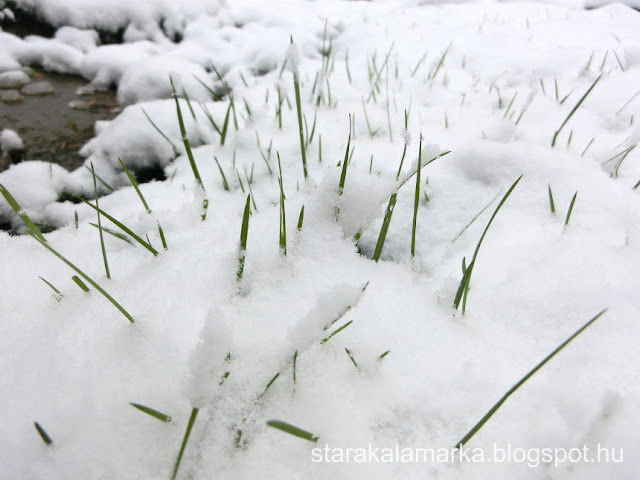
[21,81,55,96]
[0,70,31,89]
[0,89,23,103]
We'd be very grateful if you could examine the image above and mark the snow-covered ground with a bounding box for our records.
[1,0,640,478]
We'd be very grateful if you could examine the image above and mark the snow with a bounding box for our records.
[1,0,640,479]
[0,128,25,151]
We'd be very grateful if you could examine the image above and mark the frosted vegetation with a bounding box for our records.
[1,0,639,478]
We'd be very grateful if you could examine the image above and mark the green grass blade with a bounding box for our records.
[171,407,199,480]
[278,153,287,255]
[378,349,390,360]
[237,194,251,280]
[451,193,500,244]
[83,165,114,192]
[130,402,171,423]
[548,184,555,213]
[220,100,232,146]
[552,74,602,147]
[34,421,53,445]
[266,420,319,443]
[291,38,308,180]
[72,274,90,292]
[118,157,151,213]
[30,234,134,322]
[565,191,578,226]
[321,320,353,344]
[39,276,62,299]
[0,183,46,241]
[170,76,204,190]
[411,135,422,257]
[90,163,111,279]
[181,87,196,120]
[214,157,230,191]
[292,350,298,384]
[455,309,607,448]
[77,197,158,256]
[141,108,179,156]
[199,102,222,135]
[372,193,398,262]
[193,74,223,101]
[259,372,280,398]
[158,221,168,250]
[297,205,304,232]
[89,222,132,244]
[453,175,523,312]
[345,348,360,371]
[428,43,451,80]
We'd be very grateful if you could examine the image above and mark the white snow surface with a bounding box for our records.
[1,0,640,479]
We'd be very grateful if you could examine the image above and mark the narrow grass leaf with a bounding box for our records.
[565,191,578,226]
[171,407,199,480]
[552,74,602,147]
[237,194,251,280]
[0,183,46,241]
[453,175,523,312]
[118,157,151,213]
[266,420,319,443]
[297,205,305,232]
[90,163,111,279]
[260,372,280,398]
[171,77,204,190]
[89,222,132,244]
[321,320,353,344]
[455,309,607,448]
[130,402,171,423]
[411,135,422,257]
[39,276,62,299]
[345,348,360,371]
[372,193,398,262]
[30,234,135,322]
[141,108,179,156]
[548,184,556,213]
[77,198,158,256]
[34,421,53,445]
[214,157,230,191]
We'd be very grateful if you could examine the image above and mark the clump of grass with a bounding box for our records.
[34,421,53,445]
[1,184,134,322]
[455,309,607,448]
[564,191,578,226]
[171,407,199,480]
[32,234,135,322]
[453,175,523,314]
[289,37,308,179]
[266,420,319,443]
[130,402,172,423]
[552,74,602,147]
[237,195,251,280]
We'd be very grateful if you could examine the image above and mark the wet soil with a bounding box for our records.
[0,69,118,172]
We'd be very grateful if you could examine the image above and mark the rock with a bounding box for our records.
[0,89,23,103]
[0,70,31,89]
[21,81,55,96]
[1,129,25,164]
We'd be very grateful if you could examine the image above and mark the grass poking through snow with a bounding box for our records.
[130,402,172,423]
[453,175,523,314]
[454,309,607,448]
[266,420,319,443]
